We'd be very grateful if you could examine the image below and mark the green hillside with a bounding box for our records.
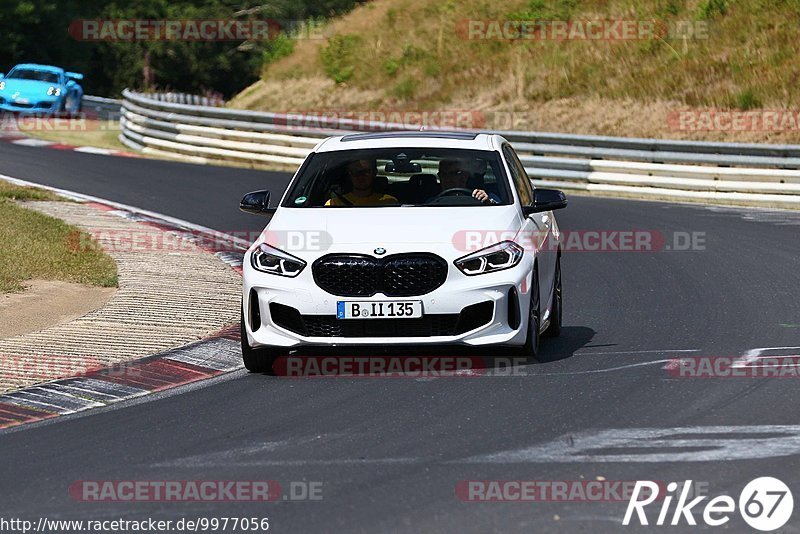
[230,0,800,142]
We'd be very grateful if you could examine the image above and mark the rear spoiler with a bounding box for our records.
[66,72,83,81]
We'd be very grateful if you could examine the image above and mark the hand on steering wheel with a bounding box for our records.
[471,189,490,203]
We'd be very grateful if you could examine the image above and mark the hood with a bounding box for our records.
[0,78,60,97]
[262,206,522,248]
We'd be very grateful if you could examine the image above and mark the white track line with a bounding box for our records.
[742,363,800,368]
[536,359,674,376]
[11,138,54,147]
[732,346,800,368]
[73,146,115,155]
[575,349,700,356]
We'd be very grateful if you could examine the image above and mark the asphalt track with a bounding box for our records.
[1,141,800,532]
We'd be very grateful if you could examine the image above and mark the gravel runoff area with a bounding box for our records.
[0,200,242,393]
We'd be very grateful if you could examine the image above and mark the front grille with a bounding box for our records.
[303,314,460,337]
[268,301,494,338]
[313,256,379,297]
[313,254,447,297]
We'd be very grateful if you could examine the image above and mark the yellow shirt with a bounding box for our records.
[325,192,399,206]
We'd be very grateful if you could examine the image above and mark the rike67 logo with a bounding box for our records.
[623,477,793,531]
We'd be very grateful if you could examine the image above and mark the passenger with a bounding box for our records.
[435,158,500,204]
[326,159,399,206]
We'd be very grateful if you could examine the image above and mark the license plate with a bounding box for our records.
[337,300,423,319]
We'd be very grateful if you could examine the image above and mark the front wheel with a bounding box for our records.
[240,309,282,374]
[542,256,562,338]
[66,95,81,114]
[518,267,540,362]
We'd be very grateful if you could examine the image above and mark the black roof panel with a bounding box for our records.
[340,131,480,142]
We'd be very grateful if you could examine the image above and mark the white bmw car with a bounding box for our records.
[239,131,567,372]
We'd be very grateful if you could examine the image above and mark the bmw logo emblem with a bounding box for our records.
[374,247,386,255]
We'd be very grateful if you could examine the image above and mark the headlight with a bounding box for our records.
[454,241,524,276]
[0,81,5,90]
[46,87,61,96]
[251,243,306,277]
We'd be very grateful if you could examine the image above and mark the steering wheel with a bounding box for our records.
[430,187,474,201]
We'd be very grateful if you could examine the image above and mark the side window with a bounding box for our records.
[502,144,533,206]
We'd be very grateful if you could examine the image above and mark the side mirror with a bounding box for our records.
[66,72,83,81]
[240,190,277,215]
[522,188,567,215]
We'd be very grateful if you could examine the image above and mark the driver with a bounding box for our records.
[435,158,500,204]
[326,159,398,206]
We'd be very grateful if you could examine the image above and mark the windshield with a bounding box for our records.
[282,148,511,208]
[7,69,60,84]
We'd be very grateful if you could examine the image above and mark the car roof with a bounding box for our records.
[315,131,505,152]
[10,64,64,74]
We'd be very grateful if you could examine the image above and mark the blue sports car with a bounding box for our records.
[0,63,84,114]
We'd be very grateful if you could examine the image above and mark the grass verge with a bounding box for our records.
[0,183,118,293]
[21,120,127,152]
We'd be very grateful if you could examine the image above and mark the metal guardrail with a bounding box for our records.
[140,92,225,107]
[82,95,121,106]
[81,95,122,121]
[117,90,800,208]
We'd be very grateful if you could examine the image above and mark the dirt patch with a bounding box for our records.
[0,280,116,339]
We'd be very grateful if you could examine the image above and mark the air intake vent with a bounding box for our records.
[249,289,261,332]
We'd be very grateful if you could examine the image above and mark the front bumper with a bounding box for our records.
[242,252,534,349]
[0,98,59,113]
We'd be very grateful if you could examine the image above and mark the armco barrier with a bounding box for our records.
[116,90,800,209]
[81,95,123,120]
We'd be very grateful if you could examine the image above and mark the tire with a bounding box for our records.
[518,266,540,362]
[240,309,282,374]
[65,95,79,114]
[542,256,562,338]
